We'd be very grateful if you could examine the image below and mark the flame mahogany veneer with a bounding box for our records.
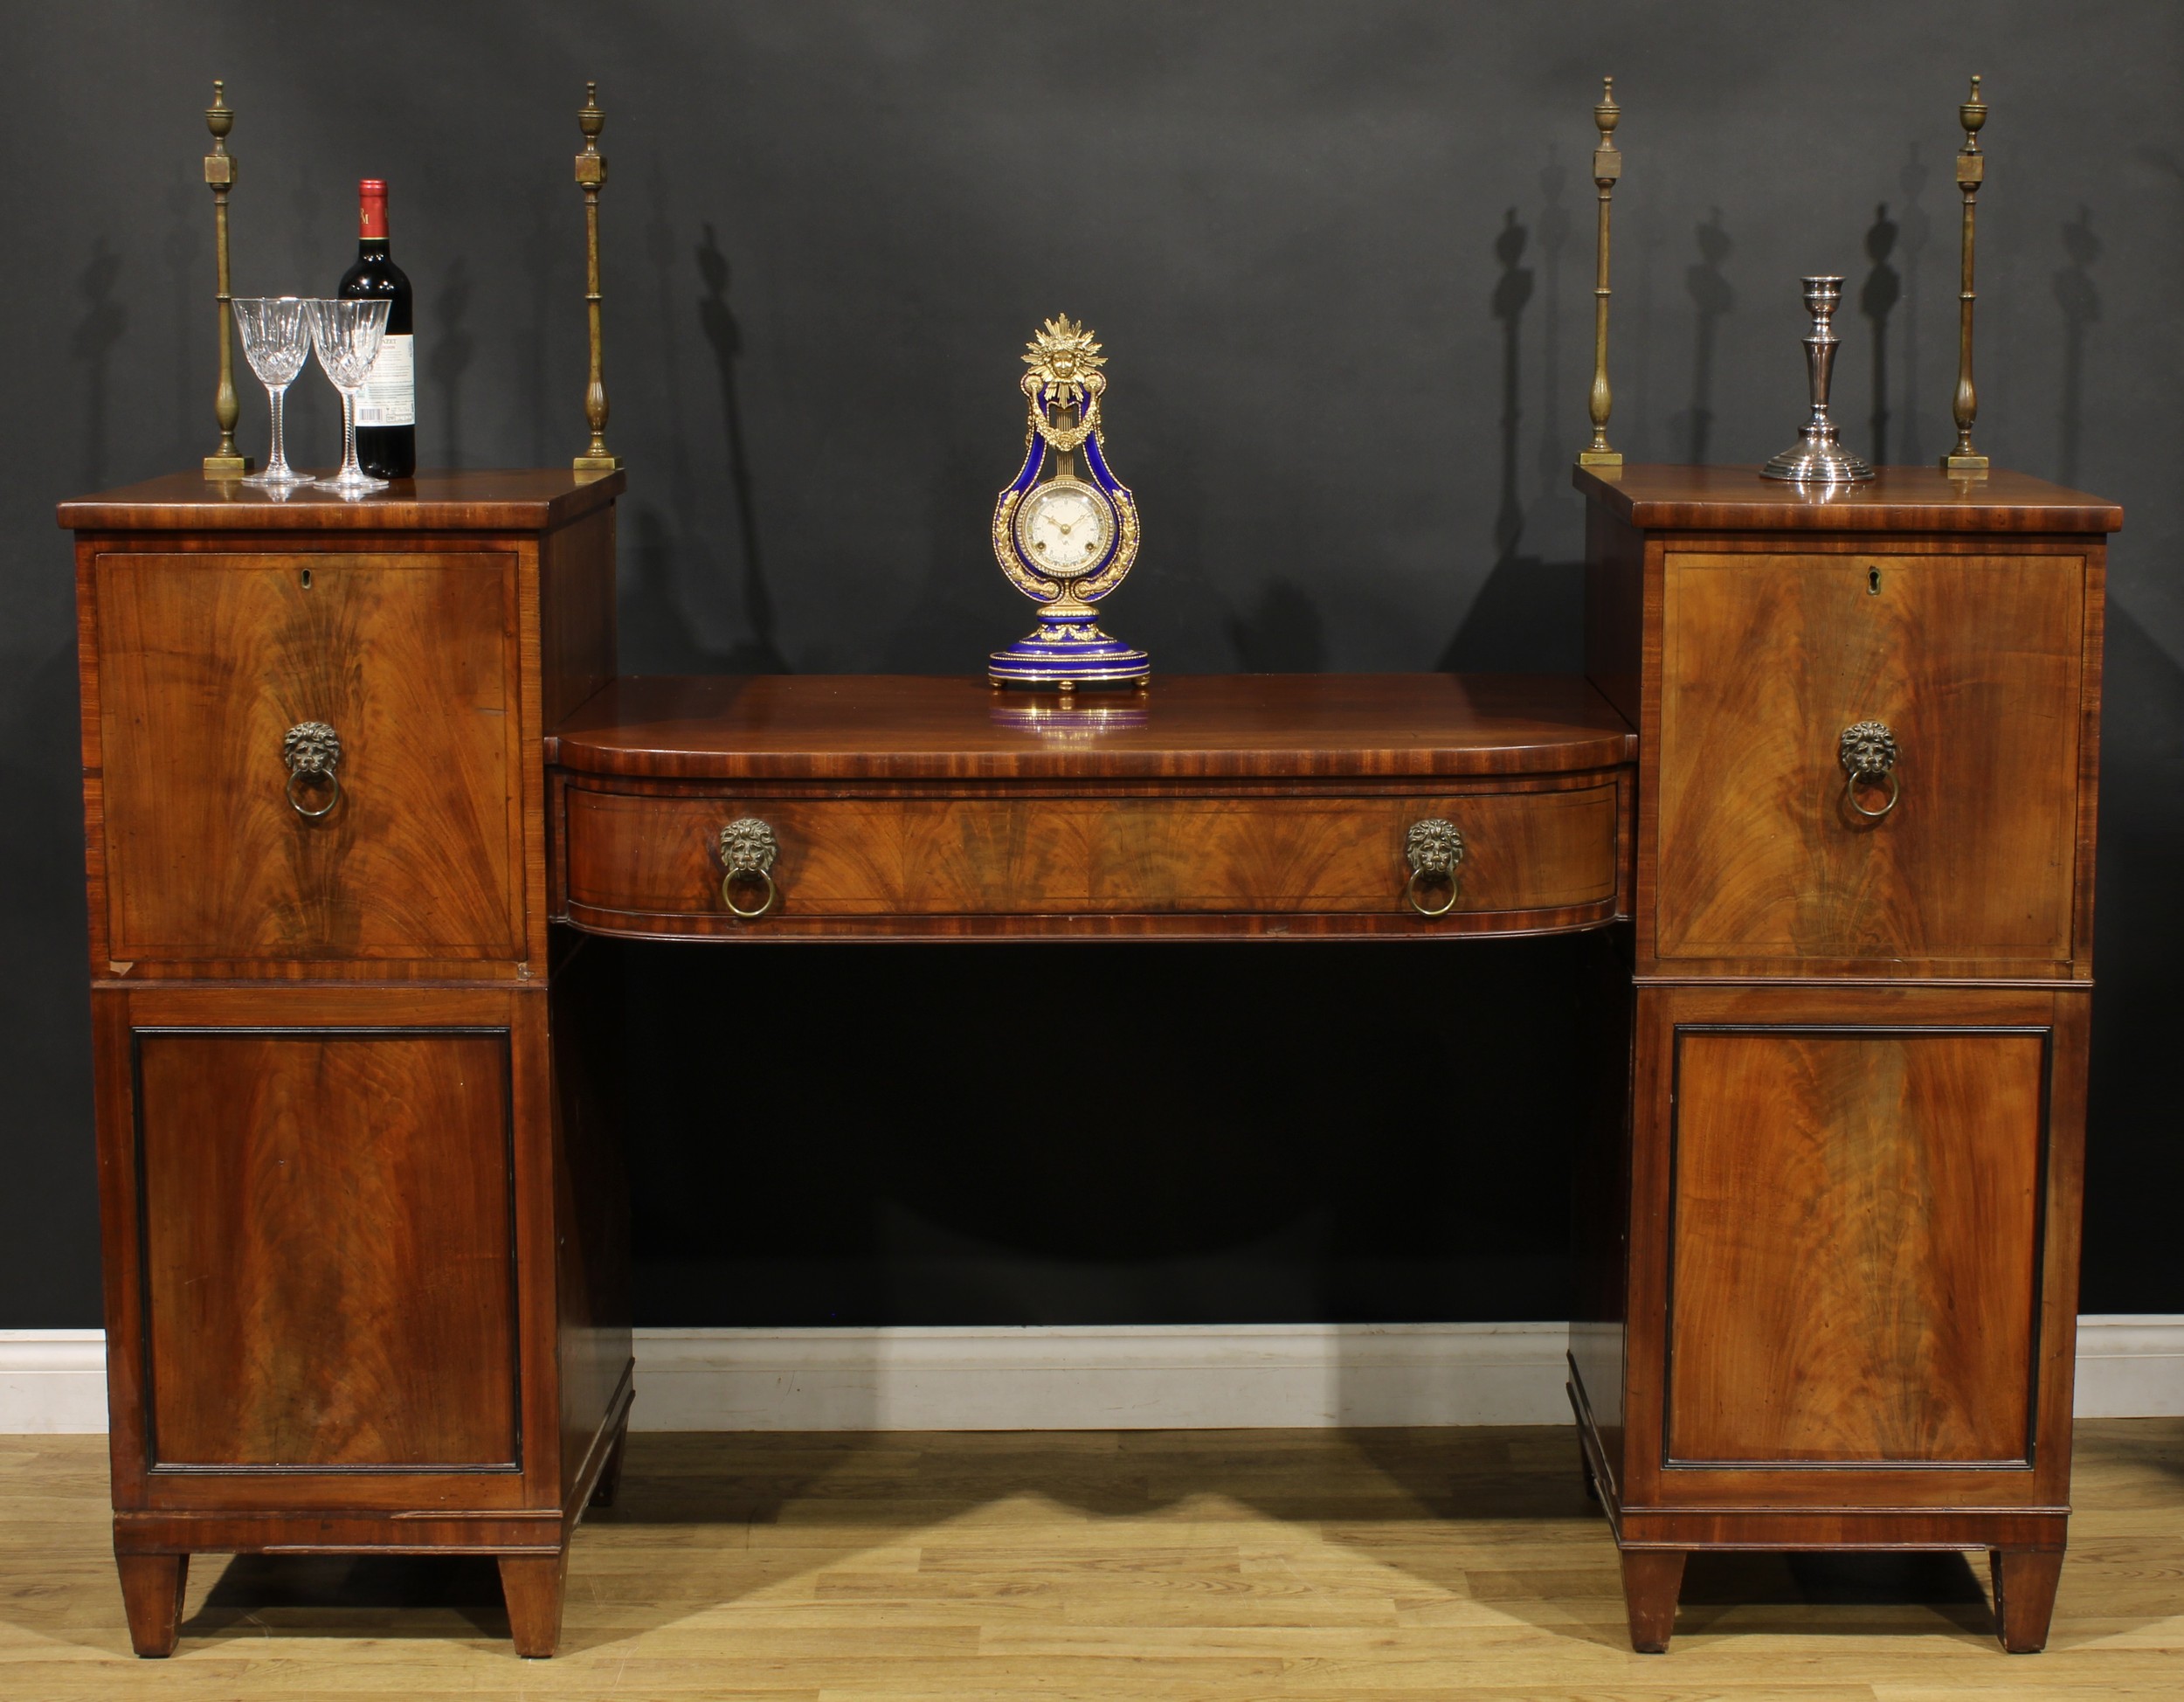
[59,463,2118,1658]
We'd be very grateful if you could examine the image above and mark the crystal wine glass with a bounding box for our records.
[232,297,314,488]
[305,296,392,495]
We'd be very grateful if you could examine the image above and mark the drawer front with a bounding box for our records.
[94,551,522,962]
[561,782,1621,927]
[1655,551,2086,966]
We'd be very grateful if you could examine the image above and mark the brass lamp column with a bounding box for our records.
[1576,77,1623,471]
[1941,75,1990,476]
[573,82,622,474]
[202,81,252,478]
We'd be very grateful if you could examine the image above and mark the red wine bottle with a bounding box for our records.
[340,178,416,477]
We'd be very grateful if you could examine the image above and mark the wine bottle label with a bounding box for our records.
[355,333,415,428]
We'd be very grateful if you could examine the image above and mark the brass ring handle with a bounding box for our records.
[717,817,780,922]
[721,866,778,920]
[1404,818,1465,917]
[1839,720,1901,821]
[282,721,342,820]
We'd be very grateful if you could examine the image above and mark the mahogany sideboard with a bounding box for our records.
[58,464,2118,1657]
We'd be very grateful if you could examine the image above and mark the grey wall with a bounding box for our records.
[6,2,2179,1325]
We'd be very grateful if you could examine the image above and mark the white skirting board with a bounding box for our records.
[4,1318,2181,1435]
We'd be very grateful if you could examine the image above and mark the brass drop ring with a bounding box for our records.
[1844,769,1901,820]
[286,768,341,819]
[1406,866,1461,917]
[721,866,778,921]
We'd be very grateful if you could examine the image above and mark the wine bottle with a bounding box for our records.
[340,177,416,478]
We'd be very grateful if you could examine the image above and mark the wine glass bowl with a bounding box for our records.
[232,297,313,488]
[305,297,392,495]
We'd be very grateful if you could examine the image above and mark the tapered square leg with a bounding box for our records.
[499,1551,570,1658]
[1620,1548,1686,1652]
[116,1553,189,1657]
[1992,1549,2064,1653]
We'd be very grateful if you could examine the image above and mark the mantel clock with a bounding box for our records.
[989,315,1149,689]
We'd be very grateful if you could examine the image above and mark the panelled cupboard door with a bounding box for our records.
[1665,1022,2048,1468]
[135,1027,520,1470]
[1654,551,2085,965]
[93,551,522,961]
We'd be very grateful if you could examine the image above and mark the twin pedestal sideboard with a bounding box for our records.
[57,465,2119,1657]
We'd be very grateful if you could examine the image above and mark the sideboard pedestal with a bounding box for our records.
[1572,465,2119,1653]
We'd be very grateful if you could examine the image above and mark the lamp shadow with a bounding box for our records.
[1671,209,1733,464]
[2055,205,2101,488]
[1861,203,1901,465]
[429,256,473,469]
[1438,194,1580,674]
[695,221,787,674]
[72,238,127,491]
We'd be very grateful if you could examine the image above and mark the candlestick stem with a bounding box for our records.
[1576,76,1623,470]
[573,81,622,474]
[202,80,253,478]
[1942,74,1990,476]
[1760,275,1874,483]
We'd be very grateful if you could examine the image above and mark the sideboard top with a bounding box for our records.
[1575,464,2123,534]
[57,469,626,533]
[549,673,1636,781]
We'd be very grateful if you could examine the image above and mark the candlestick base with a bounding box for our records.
[1576,448,1624,470]
[572,453,623,474]
[1939,451,1990,477]
[202,453,256,478]
[1762,437,1873,483]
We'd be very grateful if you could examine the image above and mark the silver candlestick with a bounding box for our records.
[1760,274,1873,483]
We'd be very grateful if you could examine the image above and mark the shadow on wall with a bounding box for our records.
[1861,204,1901,465]
[1672,209,1734,465]
[696,222,784,673]
[1228,580,1325,671]
[1895,146,1933,467]
[2054,205,2101,488]
[162,181,200,469]
[73,239,127,491]
[619,216,787,675]
[430,256,474,470]
[1439,193,1580,674]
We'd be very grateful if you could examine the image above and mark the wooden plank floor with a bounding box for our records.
[2,1422,2179,1699]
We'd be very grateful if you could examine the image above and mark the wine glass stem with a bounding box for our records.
[339,388,361,481]
[266,384,291,478]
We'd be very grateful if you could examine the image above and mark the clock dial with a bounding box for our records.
[1017,480,1114,579]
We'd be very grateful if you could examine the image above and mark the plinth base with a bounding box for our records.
[989,612,1150,690]
[1760,439,1873,483]
[202,454,256,479]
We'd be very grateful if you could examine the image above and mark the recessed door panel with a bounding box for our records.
[1666,1025,2046,1466]
[136,1027,518,1469]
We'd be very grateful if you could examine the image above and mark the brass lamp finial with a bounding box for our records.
[1942,74,1990,477]
[1576,74,1624,472]
[201,80,252,478]
[572,80,622,474]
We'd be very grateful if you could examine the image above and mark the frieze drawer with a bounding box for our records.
[553,778,1627,939]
